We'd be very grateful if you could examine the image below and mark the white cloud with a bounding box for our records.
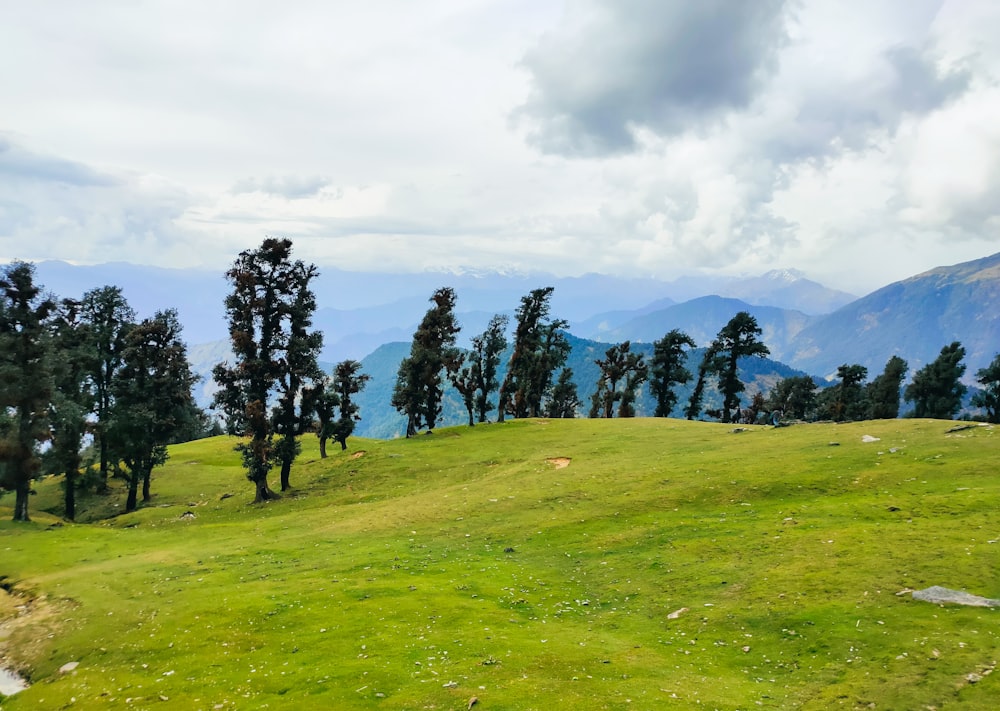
[1,0,998,295]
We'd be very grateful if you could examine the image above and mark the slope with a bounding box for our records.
[1,419,998,710]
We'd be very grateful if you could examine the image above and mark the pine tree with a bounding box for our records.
[866,356,908,420]
[329,360,370,450]
[649,329,696,417]
[45,299,94,521]
[498,288,569,420]
[80,286,135,493]
[213,238,320,502]
[545,368,581,418]
[766,375,817,420]
[272,260,323,491]
[391,287,460,435]
[709,312,770,422]
[589,341,647,418]
[109,311,196,512]
[905,342,967,419]
[971,353,1000,423]
[830,363,868,422]
[0,262,56,522]
[471,314,509,423]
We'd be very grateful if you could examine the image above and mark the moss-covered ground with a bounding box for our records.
[1,418,998,709]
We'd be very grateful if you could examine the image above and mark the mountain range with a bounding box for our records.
[17,251,1000,433]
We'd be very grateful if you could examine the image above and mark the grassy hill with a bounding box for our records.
[1,418,998,709]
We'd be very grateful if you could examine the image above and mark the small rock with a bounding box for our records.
[667,607,689,620]
[443,680,458,688]
[967,673,983,684]
[468,696,479,709]
[59,661,79,674]
[828,442,840,447]
[742,646,751,653]
[861,435,881,443]
[179,511,196,520]
[912,586,1000,608]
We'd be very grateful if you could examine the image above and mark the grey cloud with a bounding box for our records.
[767,44,972,164]
[0,135,119,187]
[230,175,333,199]
[515,0,789,156]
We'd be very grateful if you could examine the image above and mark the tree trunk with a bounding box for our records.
[142,470,152,502]
[339,437,348,451]
[319,436,328,459]
[279,460,291,491]
[466,407,474,427]
[65,469,76,521]
[126,471,140,512]
[97,436,110,493]
[253,476,279,503]
[13,479,31,522]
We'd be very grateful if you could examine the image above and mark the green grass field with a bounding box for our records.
[1,418,998,710]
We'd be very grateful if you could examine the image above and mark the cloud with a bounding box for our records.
[230,175,335,199]
[514,0,790,156]
[0,134,119,187]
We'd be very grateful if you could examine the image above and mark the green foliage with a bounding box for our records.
[470,314,509,423]
[329,360,370,450]
[0,262,57,522]
[589,340,648,418]
[767,375,818,420]
[3,419,1000,709]
[544,367,581,418]
[44,298,94,520]
[499,287,569,420]
[108,310,197,512]
[213,238,320,501]
[971,352,1000,423]
[819,363,868,422]
[649,329,696,417]
[905,342,968,419]
[866,355,908,420]
[689,312,771,422]
[392,287,461,435]
[80,285,135,492]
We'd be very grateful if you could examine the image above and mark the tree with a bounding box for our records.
[447,352,478,427]
[904,342,967,419]
[109,311,196,512]
[312,385,340,458]
[866,356,908,420]
[649,329,696,417]
[213,238,320,502]
[766,375,817,420]
[544,368,581,418]
[329,360,370,450]
[45,299,94,521]
[589,341,647,418]
[470,314,509,423]
[272,260,323,491]
[391,287,460,435]
[971,353,1000,423]
[685,348,716,420]
[0,262,56,522]
[498,288,569,420]
[80,286,135,492]
[830,363,868,422]
[708,312,770,422]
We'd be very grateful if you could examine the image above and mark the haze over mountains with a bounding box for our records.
[23,251,1000,435]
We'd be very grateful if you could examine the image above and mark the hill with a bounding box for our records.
[787,252,1000,379]
[2,419,998,709]
[350,333,813,439]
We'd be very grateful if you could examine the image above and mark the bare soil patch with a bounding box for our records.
[545,457,571,469]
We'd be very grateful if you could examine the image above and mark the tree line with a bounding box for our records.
[5,237,1000,521]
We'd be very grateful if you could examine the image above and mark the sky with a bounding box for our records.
[1,0,999,295]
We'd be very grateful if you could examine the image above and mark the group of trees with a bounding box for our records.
[212,239,370,502]
[0,262,202,522]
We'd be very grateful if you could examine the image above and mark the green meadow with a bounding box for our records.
[1,418,998,710]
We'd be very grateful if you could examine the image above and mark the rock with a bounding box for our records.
[59,661,79,674]
[180,511,196,520]
[861,435,881,443]
[911,586,1000,607]
[468,696,479,709]
[666,607,689,620]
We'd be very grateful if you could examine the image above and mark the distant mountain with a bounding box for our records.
[349,333,814,439]
[590,296,815,363]
[787,252,1000,379]
[657,269,856,314]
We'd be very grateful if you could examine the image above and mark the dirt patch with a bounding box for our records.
[351,450,366,460]
[0,582,74,682]
[545,457,571,469]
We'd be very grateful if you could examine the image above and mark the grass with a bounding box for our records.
[1,418,998,709]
